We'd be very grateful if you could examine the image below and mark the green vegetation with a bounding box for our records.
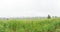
[0,18,60,32]
[47,15,51,19]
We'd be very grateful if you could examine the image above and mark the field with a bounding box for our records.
[0,18,60,32]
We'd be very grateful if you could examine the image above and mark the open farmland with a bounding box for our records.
[0,18,60,32]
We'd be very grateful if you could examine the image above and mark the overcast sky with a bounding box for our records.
[0,0,60,18]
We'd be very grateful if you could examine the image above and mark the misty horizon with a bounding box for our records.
[0,0,60,17]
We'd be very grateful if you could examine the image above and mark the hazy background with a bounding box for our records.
[0,0,60,18]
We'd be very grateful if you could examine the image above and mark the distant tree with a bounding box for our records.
[55,16,57,18]
[48,14,51,19]
[52,16,57,18]
[52,16,55,18]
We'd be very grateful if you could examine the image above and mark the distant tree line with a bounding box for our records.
[47,14,58,19]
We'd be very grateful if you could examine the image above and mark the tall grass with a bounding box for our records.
[0,18,60,32]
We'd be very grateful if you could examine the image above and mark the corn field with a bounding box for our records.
[0,18,60,32]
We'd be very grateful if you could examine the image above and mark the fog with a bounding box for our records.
[0,0,60,18]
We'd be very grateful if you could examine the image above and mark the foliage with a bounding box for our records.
[0,18,60,32]
[48,15,51,19]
